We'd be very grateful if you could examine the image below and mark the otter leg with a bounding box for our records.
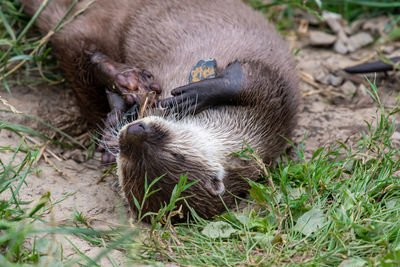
[87,51,161,164]
[89,51,162,108]
[161,61,242,115]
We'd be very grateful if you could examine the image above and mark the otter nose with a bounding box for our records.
[126,122,147,135]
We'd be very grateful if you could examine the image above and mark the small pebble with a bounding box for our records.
[349,19,365,34]
[309,31,337,46]
[348,32,374,51]
[383,45,395,54]
[322,11,342,21]
[334,40,348,54]
[325,18,344,34]
[341,80,357,95]
[295,9,319,25]
[391,132,400,140]
[358,84,368,96]
[328,74,344,87]
[314,71,330,85]
[63,149,86,163]
[363,16,389,34]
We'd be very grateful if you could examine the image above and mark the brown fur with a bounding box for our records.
[21,0,299,221]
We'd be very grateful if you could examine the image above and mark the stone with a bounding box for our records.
[334,39,348,54]
[330,89,347,105]
[383,45,395,54]
[358,84,368,96]
[303,12,319,25]
[392,132,400,140]
[349,19,365,33]
[341,80,357,95]
[356,84,374,107]
[348,32,374,51]
[329,80,357,105]
[326,18,343,33]
[314,71,329,85]
[328,74,344,87]
[363,16,389,34]
[295,9,319,25]
[308,31,337,46]
[322,11,342,21]
[63,149,86,163]
[344,26,352,36]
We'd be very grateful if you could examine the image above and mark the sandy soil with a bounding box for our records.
[1,24,399,266]
[1,85,126,266]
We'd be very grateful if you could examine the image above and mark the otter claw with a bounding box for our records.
[90,51,162,107]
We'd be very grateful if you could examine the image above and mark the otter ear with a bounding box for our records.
[204,167,226,196]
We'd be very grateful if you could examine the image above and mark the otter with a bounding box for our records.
[21,0,299,221]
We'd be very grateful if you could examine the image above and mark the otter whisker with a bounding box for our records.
[192,93,199,117]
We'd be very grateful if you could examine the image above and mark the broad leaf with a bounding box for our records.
[202,221,236,239]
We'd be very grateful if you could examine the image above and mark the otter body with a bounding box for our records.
[22,0,299,220]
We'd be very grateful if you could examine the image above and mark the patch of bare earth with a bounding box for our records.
[1,85,126,266]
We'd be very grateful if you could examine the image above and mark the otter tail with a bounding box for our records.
[344,56,400,73]
[19,0,73,32]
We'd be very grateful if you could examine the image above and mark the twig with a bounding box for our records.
[32,133,56,167]
[138,91,157,119]
[0,95,22,114]
[299,71,322,89]
[254,155,276,192]
[277,206,289,234]
[25,135,62,161]
[302,88,326,97]
[43,152,70,179]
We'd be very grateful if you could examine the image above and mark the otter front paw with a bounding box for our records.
[161,61,242,115]
[90,51,162,106]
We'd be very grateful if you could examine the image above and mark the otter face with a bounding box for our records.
[117,116,226,198]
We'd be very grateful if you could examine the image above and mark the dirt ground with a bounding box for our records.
[0,85,127,265]
[1,14,399,266]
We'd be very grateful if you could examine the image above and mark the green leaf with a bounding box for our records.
[313,0,322,8]
[343,189,356,211]
[294,208,326,236]
[7,54,33,63]
[253,233,282,248]
[386,199,399,209]
[235,214,250,226]
[201,221,237,239]
[38,257,63,267]
[27,192,51,217]
[338,258,367,267]
[346,0,400,7]
[381,249,400,267]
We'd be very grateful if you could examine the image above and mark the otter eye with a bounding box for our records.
[170,152,185,162]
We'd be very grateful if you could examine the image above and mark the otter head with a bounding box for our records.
[117,116,226,206]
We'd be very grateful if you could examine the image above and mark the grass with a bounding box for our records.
[124,80,400,266]
[248,0,400,38]
[1,0,400,266]
[0,123,137,265]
